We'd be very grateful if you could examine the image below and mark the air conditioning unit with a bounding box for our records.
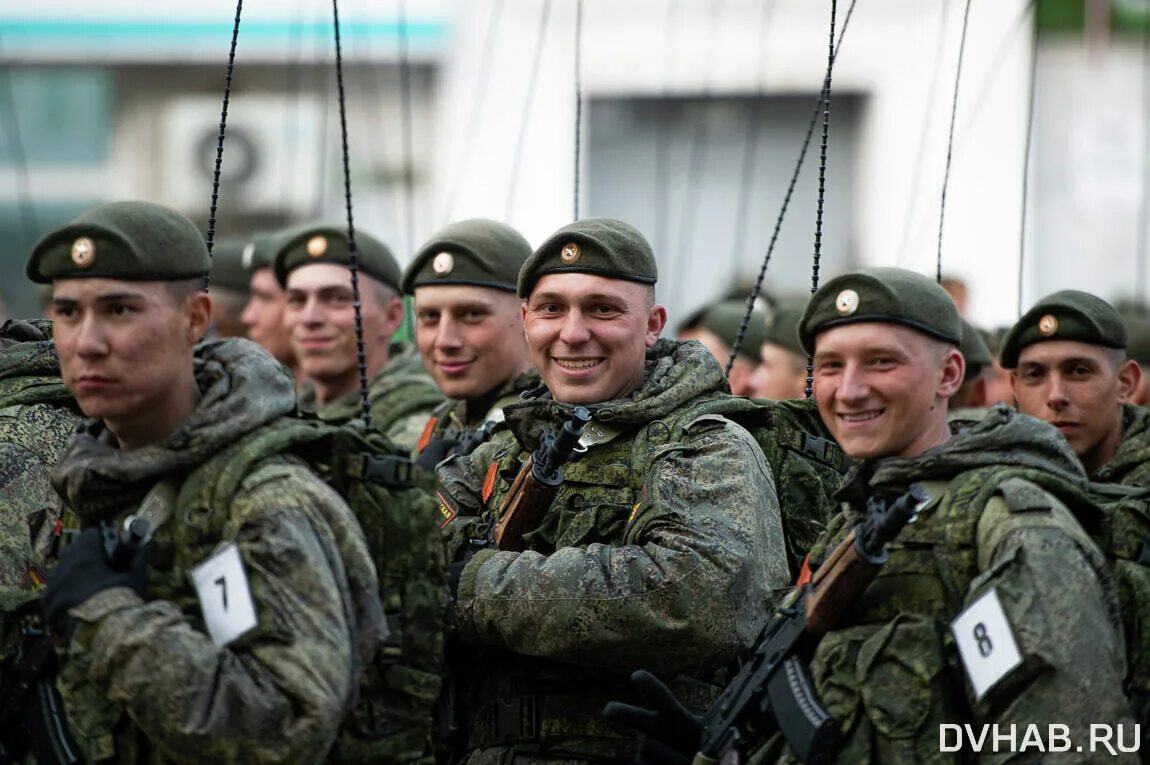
[160,94,323,216]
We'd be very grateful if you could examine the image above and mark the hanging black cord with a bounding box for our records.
[505,0,554,218]
[440,0,506,221]
[0,59,38,243]
[332,0,372,426]
[204,0,244,285]
[1019,0,1040,314]
[935,0,973,284]
[725,0,857,379]
[398,0,418,256]
[573,0,584,220]
[803,0,838,400]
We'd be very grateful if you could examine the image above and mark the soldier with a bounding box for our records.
[435,218,788,763]
[239,231,302,380]
[1000,290,1145,482]
[400,218,537,469]
[746,302,807,401]
[688,300,769,397]
[609,268,1133,764]
[949,318,994,409]
[24,201,382,762]
[205,237,250,339]
[275,223,443,450]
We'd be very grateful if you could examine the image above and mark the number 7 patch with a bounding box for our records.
[951,587,1023,700]
[189,543,258,647]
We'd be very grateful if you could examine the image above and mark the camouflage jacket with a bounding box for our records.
[438,338,788,761]
[415,370,538,456]
[1093,403,1150,486]
[302,343,444,452]
[768,406,1133,764]
[0,319,81,638]
[48,339,382,765]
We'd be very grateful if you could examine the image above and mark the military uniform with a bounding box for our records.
[1094,403,1150,486]
[299,341,445,450]
[437,219,789,763]
[416,370,538,454]
[274,223,443,452]
[25,202,383,763]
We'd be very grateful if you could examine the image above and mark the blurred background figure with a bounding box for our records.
[747,299,808,401]
[951,319,994,409]
[239,231,301,380]
[206,237,250,339]
[687,300,769,396]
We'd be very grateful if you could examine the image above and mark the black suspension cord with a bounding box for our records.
[440,0,506,221]
[1019,0,1040,315]
[204,0,244,284]
[0,59,38,243]
[505,0,554,218]
[725,0,857,379]
[398,0,418,257]
[804,0,839,400]
[935,0,973,283]
[573,0,584,220]
[332,0,372,426]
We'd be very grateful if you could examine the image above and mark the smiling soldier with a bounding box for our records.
[401,219,537,470]
[434,217,787,764]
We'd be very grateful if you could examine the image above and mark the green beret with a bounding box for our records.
[209,237,252,293]
[402,218,530,294]
[699,301,769,361]
[1126,317,1150,366]
[999,289,1126,368]
[959,319,992,381]
[764,303,806,358]
[26,200,209,284]
[242,232,277,271]
[273,222,401,293]
[799,267,962,354]
[518,217,657,298]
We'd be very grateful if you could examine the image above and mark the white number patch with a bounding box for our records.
[189,543,258,647]
[951,588,1022,700]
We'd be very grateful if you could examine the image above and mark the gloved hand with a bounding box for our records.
[41,523,148,639]
[416,438,461,471]
[603,670,705,765]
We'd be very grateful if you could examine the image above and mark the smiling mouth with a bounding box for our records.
[554,358,603,370]
[839,409,883,423]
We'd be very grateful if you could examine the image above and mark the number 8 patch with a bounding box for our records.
[189,543,259,648]
[951,588,1023,700]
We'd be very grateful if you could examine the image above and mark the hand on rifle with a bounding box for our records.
[603,670,704,765]
[41,522,148,640]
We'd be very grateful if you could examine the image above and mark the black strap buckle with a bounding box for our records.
[493,694,537,742]
[361,453,413,488]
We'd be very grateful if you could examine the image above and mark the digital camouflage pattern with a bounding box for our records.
[0,319,81,649]
[761,405,1133,764]
[48,339,380,764]
[302,342,444,453]
[1094,403,1150,486]
[438,338,788,762]
[417,370,538,455]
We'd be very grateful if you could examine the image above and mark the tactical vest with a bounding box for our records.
[57,417,448,764]
[797,467,1090,765]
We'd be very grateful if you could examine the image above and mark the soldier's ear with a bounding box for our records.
[1117,359,1142,404]
[937,346,965,400]
[186,291,212,344]
[644,304,667,347]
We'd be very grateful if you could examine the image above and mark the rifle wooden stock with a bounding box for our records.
[492,457,560,551]
[803,528,882,635]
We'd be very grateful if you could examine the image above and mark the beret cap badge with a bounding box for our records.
[432,251,454,276]
[835,288,859,316]
[1038,314,1059,336]
[70,237,95,268]
[560,242,580,264]
[306,235,328,257]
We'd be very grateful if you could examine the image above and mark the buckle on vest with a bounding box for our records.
[1137,539,1150,567]
[361,454,413,487]
[800,432,837,466]
[493,694,537,742]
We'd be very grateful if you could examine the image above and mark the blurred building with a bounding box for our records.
[0,0,1144,328]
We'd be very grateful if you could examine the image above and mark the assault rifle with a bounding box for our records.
[492,407,591,551]
[697,482,929,764]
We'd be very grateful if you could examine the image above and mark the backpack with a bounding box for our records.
[630,395,848,579]
[182,414,448,763]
